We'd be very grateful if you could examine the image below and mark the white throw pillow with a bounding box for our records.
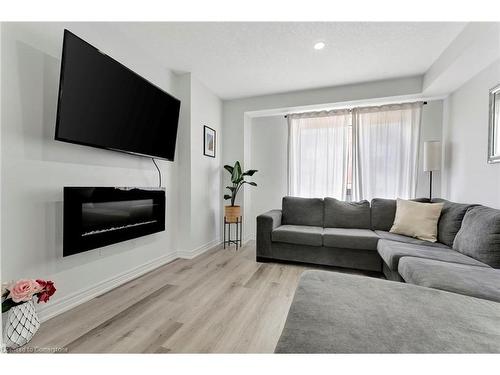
[390,199,444,242]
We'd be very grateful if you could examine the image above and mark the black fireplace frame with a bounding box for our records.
[63,187,165,256]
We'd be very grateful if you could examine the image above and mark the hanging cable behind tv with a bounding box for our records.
[152,158,162,188]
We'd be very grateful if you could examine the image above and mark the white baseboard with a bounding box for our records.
[37,239,221,322]
[177,238,222,259]
[243,234,255,245]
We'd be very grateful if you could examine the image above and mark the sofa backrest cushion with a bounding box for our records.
[282,196,324,227]
[371,198,429,231]
[431,198,478,247]
[324,198,371,229]
[453,206,500,268]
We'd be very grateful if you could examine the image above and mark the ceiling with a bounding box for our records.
[115,22,467,100]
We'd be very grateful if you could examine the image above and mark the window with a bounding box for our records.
[288,102,422,201]
[288,110,352,200]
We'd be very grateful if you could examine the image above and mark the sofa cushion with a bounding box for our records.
[275,270,500,353]
[390,199,444,242]
[375,231,449,248]
[377,239,488,271]
[323,228,379,250]
[272,225,323,247]
[281,196,324,227]
[399,257,500,303]
[371,198,429,231]
[453,206,500,268]
[324,198,371,229]
[431,198,477,247]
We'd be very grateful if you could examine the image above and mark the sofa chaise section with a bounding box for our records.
[275,270,500,353]
[378,239,489,281]
[376,198,494,281]
[398,257,500,303]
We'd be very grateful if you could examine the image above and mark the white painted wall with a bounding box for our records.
[173,73,222,253]
[189,76,222,251]
[172,73,192,253]
[0,23,222,320]
[248,116,288,237]
[245,101,443,238]
[423,23,500,96]
[417,100,443,199]
[442,60,500,208]
[223,76,423,167]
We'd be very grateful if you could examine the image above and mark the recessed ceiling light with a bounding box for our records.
[314,41,326,50]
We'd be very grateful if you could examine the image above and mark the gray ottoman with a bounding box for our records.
[275,270,500,353]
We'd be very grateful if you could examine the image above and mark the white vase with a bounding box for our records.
[2,299,40,350]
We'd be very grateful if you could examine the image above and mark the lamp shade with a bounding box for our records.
[423,140,441,172]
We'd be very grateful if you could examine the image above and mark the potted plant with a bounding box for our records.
[2,278,56,350]
[223,161,258,222]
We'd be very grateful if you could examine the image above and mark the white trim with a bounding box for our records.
[245,94,448,119]
[37,239,221,322]
[177,238,222,259]
[243,234,255,245]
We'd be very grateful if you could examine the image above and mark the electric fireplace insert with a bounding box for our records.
[63,187,165,256]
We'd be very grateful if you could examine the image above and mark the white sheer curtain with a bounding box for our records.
[352,102,422,201]
[288,110,351,199]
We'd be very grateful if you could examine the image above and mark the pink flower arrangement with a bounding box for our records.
[2,278,56,313]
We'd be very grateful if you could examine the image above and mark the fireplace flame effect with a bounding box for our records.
[81,220,158,237]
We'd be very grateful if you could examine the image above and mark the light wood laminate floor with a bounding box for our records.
[27,241,379,353]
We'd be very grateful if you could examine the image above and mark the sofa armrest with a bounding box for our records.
[256,210,282,258]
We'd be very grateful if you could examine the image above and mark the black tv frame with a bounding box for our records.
[54,29,181,161]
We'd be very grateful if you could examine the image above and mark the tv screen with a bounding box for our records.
[55,30,181,161]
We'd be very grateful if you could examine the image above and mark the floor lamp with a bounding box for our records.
[423,141,441,200]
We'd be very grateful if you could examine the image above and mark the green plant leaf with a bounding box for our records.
[2,299,23,313]
[226,186,236,191]
[223,165,234,174]
[243,169,258,176]
[231,161,242,183]
[224,194,232,200]
[243,181,257,187]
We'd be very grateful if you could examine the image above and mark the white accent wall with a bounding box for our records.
[0,23,222,320]
[442,60,500,208]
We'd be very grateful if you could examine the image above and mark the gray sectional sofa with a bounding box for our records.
[257,196,500,301]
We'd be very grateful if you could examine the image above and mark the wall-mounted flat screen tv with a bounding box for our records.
[55,30,181,161]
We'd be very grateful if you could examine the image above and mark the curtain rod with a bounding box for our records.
[284,101,428,118]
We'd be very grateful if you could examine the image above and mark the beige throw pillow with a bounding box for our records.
[390,199,444,242]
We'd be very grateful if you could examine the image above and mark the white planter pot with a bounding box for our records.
[2,299,40,350]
